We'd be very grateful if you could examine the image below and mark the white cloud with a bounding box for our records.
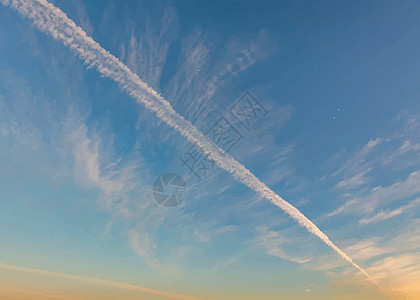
[256,227,311,264]
[128,230,161,270]
[327,112,420,218]
[64,116,141,211]
[333,138,382,177]
[383,139,420,165]
[367,254,420,299]
[194,225,234,243]
[344,240,389,261]
[0,262,202,300]
[328,169,420,217]
[335,167,372,189]
[359,198,420,225]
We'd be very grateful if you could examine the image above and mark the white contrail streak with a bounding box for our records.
[2,0,379,286]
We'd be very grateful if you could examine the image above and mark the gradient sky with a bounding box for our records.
[1,0,420,299]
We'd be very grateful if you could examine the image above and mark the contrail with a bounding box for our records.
[2,0,379,286]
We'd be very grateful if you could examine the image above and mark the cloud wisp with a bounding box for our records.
[0,286,84,300]
[359,198,420,225]
[0,262,203,300]
[2,0,378,286]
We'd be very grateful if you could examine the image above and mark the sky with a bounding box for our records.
[0,0,420,299]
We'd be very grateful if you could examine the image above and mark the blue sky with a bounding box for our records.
[0,0,420,299]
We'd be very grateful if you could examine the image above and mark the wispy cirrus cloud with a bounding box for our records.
[383,140,420,165]
[63,109,142,212]
[194,225,234,243]
[325,113,420,219]
[335,167,372,189]
[0,286,84,300]
[367,254,420,299]
[344,239,390,261]
[332,137,383,178]
[328,169,420,217]
[359,197,420,225]
[0,262,203,300]
[300,217,420,298]
[256,226,311,264]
